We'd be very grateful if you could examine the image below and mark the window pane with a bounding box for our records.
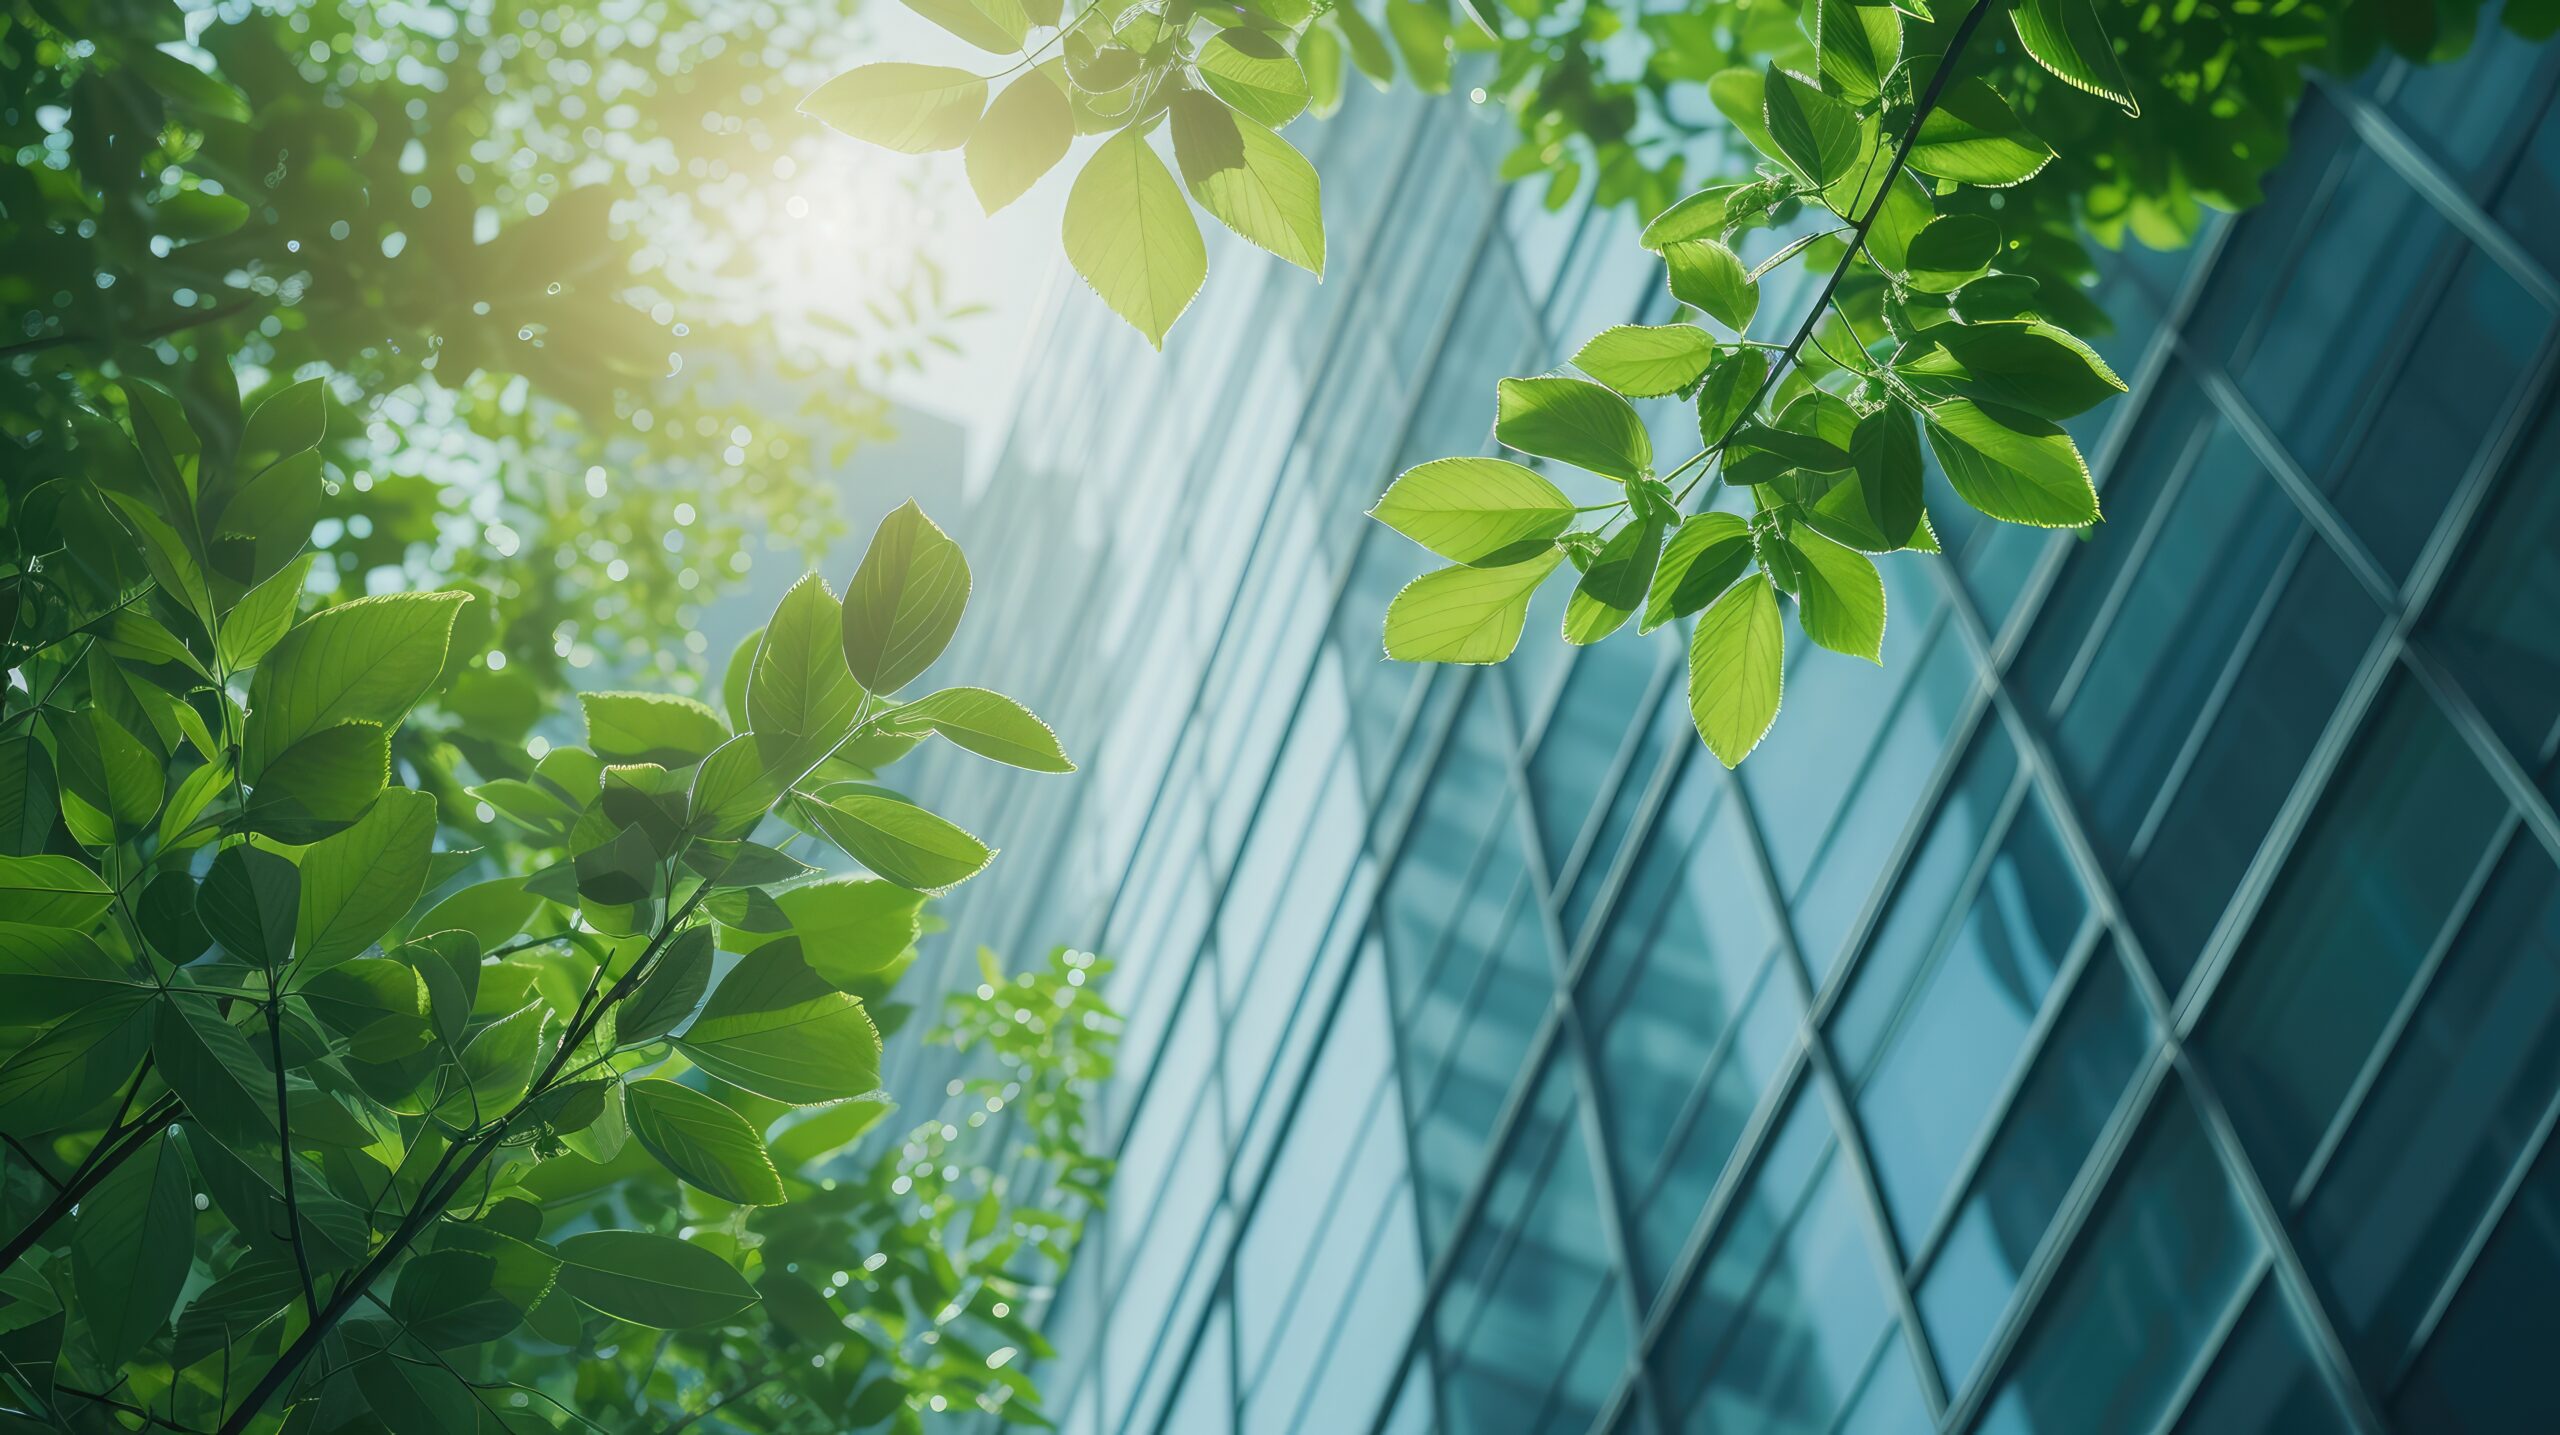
[2422,401,2560,763]
[2170,1278,2353,1435]
[2199,673,2511,1194]
[2391,1112,2560,1431]
[2117,543,2381,990]
[2319,243,2546,581]
[1832,722,2021,1079]
[1972,1081,2259,1435]
[1920,944,2155,1395]
[1861,793,2089,1251]
[2232,143,2456,477]
[1530,641,1669,879]
[2051,423,2301,862]
[1661,1092,1894,1435]
[2296,834,2560,1375]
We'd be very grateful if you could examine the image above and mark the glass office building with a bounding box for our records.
[901,18,2560,1435]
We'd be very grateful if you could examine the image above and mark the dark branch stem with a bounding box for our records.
[1685,0,2001,496]
[0,1095,183,1274]
[214,886,714,1435]
[266,991,322,1322]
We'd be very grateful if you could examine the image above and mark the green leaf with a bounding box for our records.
[299,957,434,1059]
[244,592,469,778]
[800,791,995,894]
[1639,183,1743,249]
[1896,319,2127,420]
[1573,324,1717,398]
[753,878,924,987]
[676,941,884,1105]
[53,709,161,840]
[1385,0,1453,91]
[621,926,715,1044]
[581,692,731,767]
[1925,399,2102,528]
[554,1230,760,1328]
[239,378,327,476]
[1642,512,1755,634]
[217,552,315,672]
[1664,238,1759,333]
[1706,66,1785,169]
[1369,457,1577,567]
[1333,1,1395,86]
[1563,520,1666,645]
[1196,28,1309,126]
[1904,214,2000,292]
[1761,64,1862,185]
[1790,529,1886,661]
[296,787,438,971]
[198,845,299,968]
[1910,79,2055,186]
[1697,348,1770,445]
[171,1259,298,1370]
[443,1001,544,1123]
[1688,574,1784,767]
[1494,377,1651,482]
[244,721,390,840]
[687,733,789,841]
[1064,127,1208,348]
[1951,273,2042,323]
[0,735,55,858]
[627,1079,787,1206]
[152,997,278,1155]
[0,855,111,929]
[1381,549,1566,663]
[800,63,988,153]
[1813,0,1898,102]
[151,189,249,240]
[899,0,1030,52]
[392,1237,556,1348]
[1852,401,1926,549]
[72,1131,191,1370]
[841,500,972,696]
[879,688,1074,772]
[411,877,543,952]
[1170,93,1326,275]
[966,71,1074,214]
[0,925,152,1132]
[2011,0,2140,114]
[1301,22,1346,115]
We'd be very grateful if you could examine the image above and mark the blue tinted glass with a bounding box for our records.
[1438,1064,1632,1435]
[1743,558,1951,891]
[2200,673,2511,1194]
[1919,944,2153,1395]
[1164,1298,1235,1433]
[2234,144,2456,476]
[1862,794,2089,1251]
[1563,689,1688,936]
[1661,1092,1892,1435]
[1628,964,1801,1293]
[2052,423,2301,864]
[2390,1,2555,189]
[1530,641,1670,878]
[1832,721,2022,1078]
[2117,544,2381,990]
[1972,1082,2259,1435]
[2012,368,2219,718]
[2321,244,2545,581]
[1833,1328,1934,1435]
[2182,96,2352,366]
[1408,879,1557,1248]
[2296,834,2560,1375]
[1380,697,1514,1007]
[2496,73,2560,277]
[1794,625,1986,977]
[2422,404,2560,763]
[2391,1116,2560,1431]
[2170,1277,2353,1435]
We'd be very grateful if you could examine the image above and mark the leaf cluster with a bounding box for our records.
[0,387,1112,1433]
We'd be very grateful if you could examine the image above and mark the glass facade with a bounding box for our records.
[907,21,2560,1434]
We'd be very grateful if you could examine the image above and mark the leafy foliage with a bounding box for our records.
[826,0,2542,764]
[0,386,1114,1432]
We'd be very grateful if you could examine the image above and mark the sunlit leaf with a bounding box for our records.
[801,64,988,153]
[1063,128,1207,347]
[1382,549,1565,663]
